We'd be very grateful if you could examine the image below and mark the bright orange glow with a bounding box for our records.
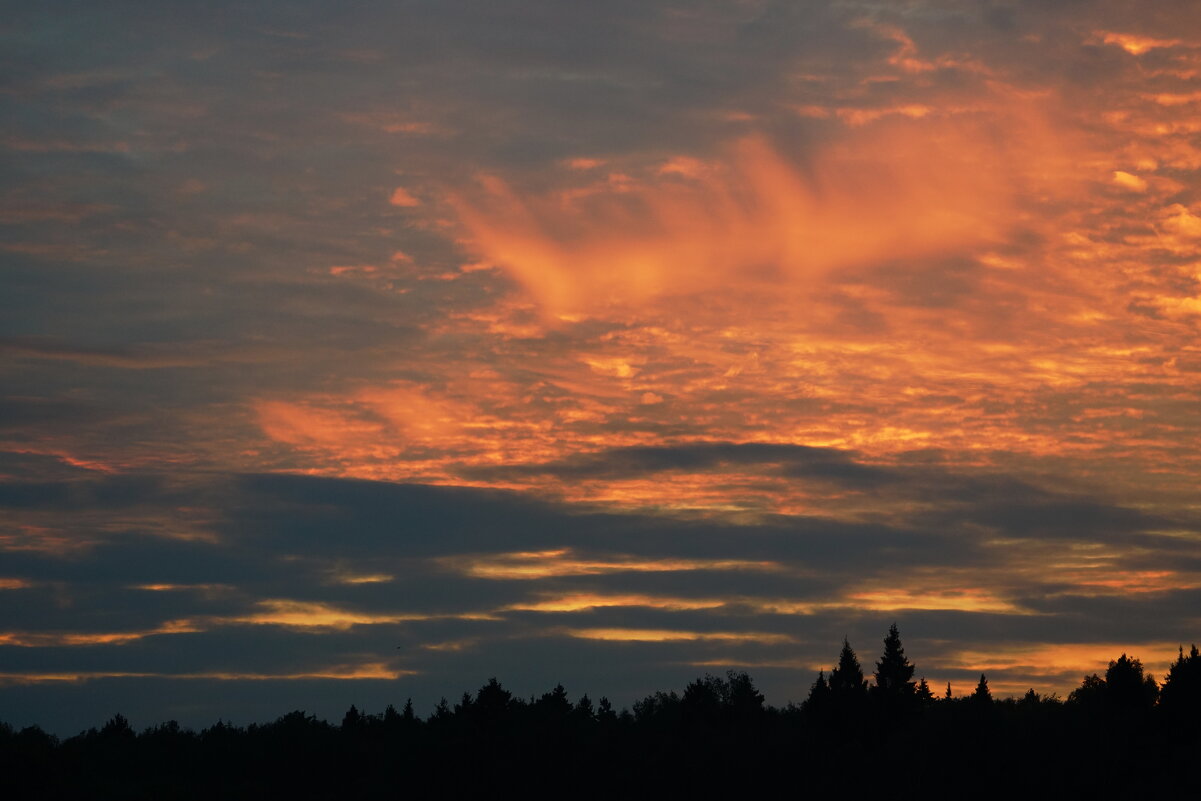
[941,642,1185,697]
[1111,170,1149,192]
[449,125,1034,316]
[1098,31,1182,55]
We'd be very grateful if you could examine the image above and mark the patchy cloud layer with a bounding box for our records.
[2,1,1201,731]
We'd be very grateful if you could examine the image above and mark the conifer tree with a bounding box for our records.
[804,669,831,717]
[1159,644,1201,722]
[915,677,934,706]
[829,638,868,700]
[872,623,917,702]
[971,674,992,704]
[945,681,953,700]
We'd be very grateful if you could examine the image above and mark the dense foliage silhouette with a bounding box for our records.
[3,628,1198,798]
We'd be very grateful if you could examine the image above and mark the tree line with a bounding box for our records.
[3,626,1198,798]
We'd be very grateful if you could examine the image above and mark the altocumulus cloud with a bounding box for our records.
[3,0,1201,734]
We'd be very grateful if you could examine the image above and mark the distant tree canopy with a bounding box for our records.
[1068,653,1160,715]
[3,630,1199,796]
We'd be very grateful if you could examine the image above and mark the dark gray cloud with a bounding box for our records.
[459,441,895,485]
[2,459,1196,733]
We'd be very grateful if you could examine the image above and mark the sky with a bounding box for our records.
[2,0,1200,734]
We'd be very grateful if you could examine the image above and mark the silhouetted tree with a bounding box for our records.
[430,697,452,724]
[537,684,572,719]
[682,675,723,731]
[341,704,362,731]
[1159,644,1201,725]
[1068,674,1106,709]
[475,678,512,717]
[597,696,617,724]
[945,681,953,700]
[100,714,135,741]
[805,670,830,707]
[1103,653,1158,713]
[971,674,992,704]
[915,677,935,707]
[871,623,917,717]
[9,635,1201,797]
[829,639,869,701]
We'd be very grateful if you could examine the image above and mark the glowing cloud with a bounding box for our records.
[450,118,1042,315]
[389,186,421,207]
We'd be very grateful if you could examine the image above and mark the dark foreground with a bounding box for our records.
[4,637,1199,798]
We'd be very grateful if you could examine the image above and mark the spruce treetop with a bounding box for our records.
[873,623,916,697]
[829,638,868,698]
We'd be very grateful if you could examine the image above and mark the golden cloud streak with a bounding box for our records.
[938,642,1186,696]
[0,620,202,647]
[445,549,782,580]
[565,628,795,644]
[0,662,414,685]
[227,600,498,629]
[504,593,727,613]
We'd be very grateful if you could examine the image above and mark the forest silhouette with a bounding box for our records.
[3,627,1198,798]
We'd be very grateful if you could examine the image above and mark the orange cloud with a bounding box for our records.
[1098,31,1183,55]
[449,115,1055,317]
[389,186,421,206]
[505,592,726,613]
[1112,170,1149,192]
[565,628,794,644]
[444,549,781,579]
[0,663,413,685]
[255,400,383,448]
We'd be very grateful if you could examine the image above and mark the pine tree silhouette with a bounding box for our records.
[829,638,868,699]
[1159,644,1201,724]
[971,674,992,704]
[871,623,917,716]
[805,670,830,709]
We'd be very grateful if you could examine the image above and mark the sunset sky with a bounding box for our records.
[3,0,1201,733]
